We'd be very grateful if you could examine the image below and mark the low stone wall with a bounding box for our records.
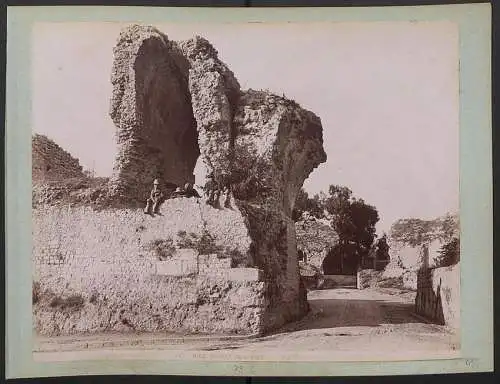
[33,199,269,336]
[356,269,375,289]
[415,263,460,329]
[322,274,357,289]
[402,270,418,290]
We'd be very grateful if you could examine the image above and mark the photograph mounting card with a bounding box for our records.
[5,3,493,378]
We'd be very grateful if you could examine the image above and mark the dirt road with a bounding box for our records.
[34,288,460,362]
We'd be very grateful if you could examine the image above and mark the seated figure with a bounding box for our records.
[144,179,164,214]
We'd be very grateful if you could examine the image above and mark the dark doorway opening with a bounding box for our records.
[322,243,358,276]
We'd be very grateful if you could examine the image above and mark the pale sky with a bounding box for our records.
[32,21,459,234]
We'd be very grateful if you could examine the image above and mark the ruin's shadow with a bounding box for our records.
[294,298,422,331]
[416,269,446,326]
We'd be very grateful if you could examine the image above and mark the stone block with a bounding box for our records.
[156,258,197,276]
[199,254,233,273]
[175,248,198,261]
[204,267,263,282]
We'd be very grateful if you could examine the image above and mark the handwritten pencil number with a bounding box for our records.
[233,364,244,374]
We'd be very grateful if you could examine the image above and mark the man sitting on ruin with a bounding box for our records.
[204,172,232,208]
[204,172,220,207]
[183,182,201,198]
[144,178,164,215]
[171,182,201,199]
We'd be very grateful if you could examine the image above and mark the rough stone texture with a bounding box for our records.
[32,177,111,209]
[34,275,266,336]
[355,266,418,291]
[34,24,327,336]
[402,270,418,290]
[230,89,326,331]
[388,240,452,271]
[33,199,265,336]
[388,213,459,270]
[298,261,321,290]
[109,25,199,202]
[32,134,84,184]
[356,269,375,289]
[295,214,338,271]
[178,36,241,187]
[415,264,460,329]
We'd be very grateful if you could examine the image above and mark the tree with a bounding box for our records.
[375,234,390,261]
[292,188,324,222]
[390,214,459,247]
[439,213,459,243]
[292,188,311,221]
[321,185,379,273]
[390,218,434,246]
[436,236,460,267]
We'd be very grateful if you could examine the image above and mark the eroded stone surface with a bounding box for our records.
[415,263,460,329]
[232,89,327,330]
[33,200,261,335]
[178,36,241,188]
[32,134,84,184]
[296,215,338,271]
[34,24,328,336]
[109,25,199,202]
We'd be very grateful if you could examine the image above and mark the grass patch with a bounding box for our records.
[177,230,251,266]
[146,238,176,260]
[177,229,220,255]
[49,294,85,312]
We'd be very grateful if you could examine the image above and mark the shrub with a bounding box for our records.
[436,237,460,267]
[222,248,250,267]
[177,231,198,249]
[147,238,176,260]
[49,294,85,312]
[197,230,221,255]
[177,230,251,266]
[177,230,222,255]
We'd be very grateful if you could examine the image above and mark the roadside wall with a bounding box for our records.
[356,269,375,289]
[415,263,460,329]
[33,199,268,336]
[322,274,357,289]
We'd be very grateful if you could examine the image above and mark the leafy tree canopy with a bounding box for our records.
[294,184,380,271]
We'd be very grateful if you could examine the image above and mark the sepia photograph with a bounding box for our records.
[31,19,461,362]
[4,3,493,378]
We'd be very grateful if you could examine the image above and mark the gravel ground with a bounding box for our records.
[34,287,460,362]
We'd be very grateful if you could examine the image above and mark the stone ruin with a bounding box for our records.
[32,134,84,184]
[107,24,327,330]
[32,24,326,335]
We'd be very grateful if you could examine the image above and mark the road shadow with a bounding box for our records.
[277,297,422,334]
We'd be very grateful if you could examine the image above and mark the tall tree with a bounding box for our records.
[292,188,324,222]
[322,185,379,272]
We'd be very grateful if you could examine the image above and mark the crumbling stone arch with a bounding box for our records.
[108,24,327,332]
[109,26,199,203]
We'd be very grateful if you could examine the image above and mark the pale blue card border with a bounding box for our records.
[5,4,492,378]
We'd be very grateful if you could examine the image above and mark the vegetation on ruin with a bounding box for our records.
[176,230,250,267]
[146,238,177,260]
[436,236,460,267]
[389,213,458,247]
